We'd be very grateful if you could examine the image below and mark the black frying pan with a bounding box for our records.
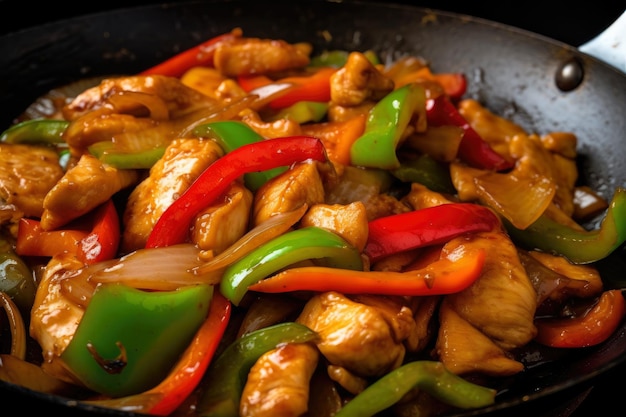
[1,1,625,416]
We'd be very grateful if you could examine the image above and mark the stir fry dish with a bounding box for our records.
[1,27,625,417]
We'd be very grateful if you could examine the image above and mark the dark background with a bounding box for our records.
[0,1,624,416]
[0,0,624,47]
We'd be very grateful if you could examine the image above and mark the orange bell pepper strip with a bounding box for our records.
[248,247,486,296]
[238,67,336,110]
[140,29,242,78]
[16,200,120,265]
[534,289,626,348]
[87,292,231,416]
[301,113,367,165]
[15,218,87,258]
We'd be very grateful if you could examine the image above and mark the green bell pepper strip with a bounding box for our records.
[364,203,501,263]
[249,247,486,296]
[192,120,287,191]
[0,119,69,145]
[196,322,318,417]
[334,361,496,417]
[504,187,626,264]
[87,141,166,169]
[86,291,232,415]
[145,135,327,248]
[350,83,426,170]
[269,100,329,124]
[220,226,363,306]
[60,283,213,398]
[391,153,456,194]
[309,49,380,68]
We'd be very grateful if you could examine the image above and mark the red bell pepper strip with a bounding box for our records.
[145,136,327,248]
[15,218,87,258]
[77,199,120,265]
[534,289,626,348]
[147,292,231,415]
[248,247,486,296]
[87,292,231,415]
[364,203,501,263]
[140,29,242,78]
[238,67,336,110]
[426,95,513,171]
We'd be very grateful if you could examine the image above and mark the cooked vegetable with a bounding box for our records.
[193,120,287,190]
[60,283,213,397]
[364,203,501,262]
[221,226,363,305]
[334,360,496,417]
[0,27,623,417]
[534,289,626,348]
[249,246,486,296]
[505,188,626,264]
[350,83,426,170]
[426,94,513,171]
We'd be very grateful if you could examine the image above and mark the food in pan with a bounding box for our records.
[1,27,624,417]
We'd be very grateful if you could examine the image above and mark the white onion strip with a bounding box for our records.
[89,244,218,290]
[0,292,26,360]
[192,204,308,275]
[89,204,307,291]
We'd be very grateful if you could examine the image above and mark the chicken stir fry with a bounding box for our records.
[0,28,625,417]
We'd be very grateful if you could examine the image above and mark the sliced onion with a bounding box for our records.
[106,91,170,120]
[475,171,555,230]
[178,94,258,136]
[90,244,221,290]
[193,204,308,275]
[0,292,26,360]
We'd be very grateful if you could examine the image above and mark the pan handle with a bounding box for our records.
[578,10,626,73]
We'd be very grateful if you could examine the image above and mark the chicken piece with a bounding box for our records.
[63,75,219,121]
[330,52,394,107]
[444,231,538,351]
[540,131,577,159]
[240,342,319,417]
[62,109,159,153]
[327,364,367,395]
[191,181,253,255]
[361,193,411,221]
[122,137,224,253]
[29,253,90,384]
[436,298,525,376]
[404,296,440,353]
[297,291,414,378]
[213,38,312,77]
[403,182,457,210]
[252,162,325,226]
[0,143,64,219]
[299,202,369,252]
[239,109,303,138]
[327,101,374,123]
[40,154,138,230]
